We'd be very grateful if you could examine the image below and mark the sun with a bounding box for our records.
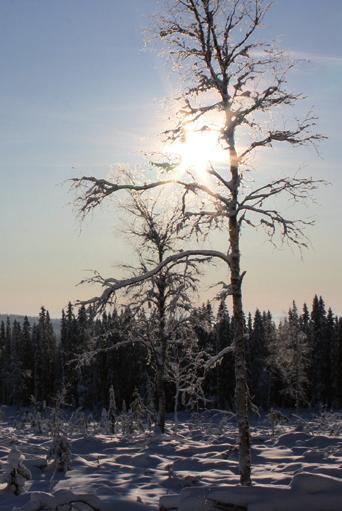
[167,126,227,181]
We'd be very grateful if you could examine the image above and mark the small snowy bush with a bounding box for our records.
[3,444,32,495]
[131,388,147,433]
[108,384,117,434]
[30,411,43,434]
[47,434,71,472]
[70,407,89,436]
[267,408,288,436]
[100,407,109,433]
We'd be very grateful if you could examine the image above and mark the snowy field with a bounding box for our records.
[0,408,342,510]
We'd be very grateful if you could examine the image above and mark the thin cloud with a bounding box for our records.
[287,49,342,66]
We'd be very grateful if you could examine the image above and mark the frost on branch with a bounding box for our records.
[166,319,234,432]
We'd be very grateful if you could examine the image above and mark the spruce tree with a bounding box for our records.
[248,309,269,408]
[310,296,328,405]
[214,301,234,409]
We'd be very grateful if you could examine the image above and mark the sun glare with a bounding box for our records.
[167,126,227,181]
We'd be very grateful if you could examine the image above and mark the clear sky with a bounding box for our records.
[0,0,341,318]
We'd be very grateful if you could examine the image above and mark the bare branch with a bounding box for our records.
[71,170,233,218]
[70,175,174,217]
[240,204,313,247]
[208,163,233,191]
[239,176,326,208]
[238,117,327,163]
[77,249,231,312]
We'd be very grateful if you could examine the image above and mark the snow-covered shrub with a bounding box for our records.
[3,444,32,495]
[267,408,288,436]
[314,409,342,436]
[87,412,97,434]
[47,434,71,472]
[79,411,89,436]
[69,407,88,436]
[166,326,213,432]
[119,400,134,436]
[30,411,43,434]
[100,387,118,434]
[14,411,26,432]
[49,387,69,437]
[100,407,109,433]
[291,413,307,432]
[18,410,31,429]
[108,384,117,434]
[131,388,147,433]
[124,409,134,436]
[145,383,157,432]
[204,410,236,438]
[167,463,200,490]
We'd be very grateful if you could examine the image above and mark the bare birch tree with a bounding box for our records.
[71,0,324,485]
[110,191,201,433]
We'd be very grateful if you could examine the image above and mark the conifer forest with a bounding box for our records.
[1,296,342,412]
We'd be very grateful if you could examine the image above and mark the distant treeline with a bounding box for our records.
[0,314,60,336]
[0,295,341,411]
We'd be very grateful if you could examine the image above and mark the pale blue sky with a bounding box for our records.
[0,0,341,317]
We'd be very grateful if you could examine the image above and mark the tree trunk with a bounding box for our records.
[228,143,252,486]
[156,367,167,433]
[156,270,167,434]
[174,385,180,433]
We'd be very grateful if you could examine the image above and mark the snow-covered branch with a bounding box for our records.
[203,344,234,371]
[77,249,231,312]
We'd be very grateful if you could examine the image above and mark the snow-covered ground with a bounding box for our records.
[0,408,341,510]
